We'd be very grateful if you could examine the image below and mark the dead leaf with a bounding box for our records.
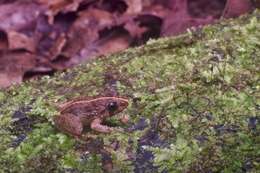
[7,31,36,52]
[59,9,116,61]
[0,50,35,88]
[222,0,254,18]
[0,2,43,31]
[0,30,8,50]
[89,27,131,56]
[37,0,83,24]
[0,0,258,88]
[126,0,143,14]
[48,33,67,59]
[161,0,215,36]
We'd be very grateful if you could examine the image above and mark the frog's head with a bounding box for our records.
[105,97,129,116]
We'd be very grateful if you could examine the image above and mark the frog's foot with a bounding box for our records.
[113,127,126,133]
[54,113,83,137]
[119,114,129,124]
[91,119,113,133]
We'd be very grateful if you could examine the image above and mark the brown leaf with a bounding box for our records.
[0,50,35,88]
[0,2,43,31]
[90,28,131,56]
[0,30,8,50]
[124,21,148,39]
[254,0,260,8]
[222,0,254,18]
[58,9,116,61]
[7,31,36,52]
[126,0,143,14]
[188,0,225,18]
[37,0,83,24]
[0,0,257,88]
[48,33,67,60]
[161,0,215,36]
[51,25,131,69]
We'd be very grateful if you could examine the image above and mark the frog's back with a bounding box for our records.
[61,100,107,119]
[59,97,128,122]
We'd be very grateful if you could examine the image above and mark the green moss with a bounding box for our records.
[0,10,259,173]
[150,137,200,172]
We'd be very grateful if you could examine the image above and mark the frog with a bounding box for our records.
[54,96,129,138]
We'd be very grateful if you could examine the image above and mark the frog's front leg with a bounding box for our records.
[91,118,113,133]
[54,113,83,138]
[119,114,129,124]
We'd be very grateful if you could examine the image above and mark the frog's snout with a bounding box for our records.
[119,98,129,108]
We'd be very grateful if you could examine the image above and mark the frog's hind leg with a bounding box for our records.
[54,113,83,137]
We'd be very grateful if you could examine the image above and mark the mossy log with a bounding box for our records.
[0,10,259,173]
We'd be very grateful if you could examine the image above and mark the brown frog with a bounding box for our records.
[54,97,129,138]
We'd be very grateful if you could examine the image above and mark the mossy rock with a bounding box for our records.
[0,10,259,173]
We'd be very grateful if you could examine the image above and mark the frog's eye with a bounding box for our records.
[107,101,118,112]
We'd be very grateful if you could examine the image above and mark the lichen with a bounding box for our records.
[0,10,259,173]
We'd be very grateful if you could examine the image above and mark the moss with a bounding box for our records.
[0,10,260,172]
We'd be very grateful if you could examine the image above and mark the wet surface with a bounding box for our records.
[127,117,148,132]
[248,117,258,131]
[134,117,169,173]
[10,106,46,147]
[213,124,239,135]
